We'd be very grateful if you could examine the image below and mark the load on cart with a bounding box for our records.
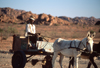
[12,33,53,68]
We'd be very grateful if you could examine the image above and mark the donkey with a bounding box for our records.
[69,42,100,68]
[52,31,95,68]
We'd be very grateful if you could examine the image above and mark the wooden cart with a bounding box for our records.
[12,35,53,68]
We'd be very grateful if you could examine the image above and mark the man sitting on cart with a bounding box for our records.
[25,16,41,49]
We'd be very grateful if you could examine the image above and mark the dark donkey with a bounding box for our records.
[68,42,100,68]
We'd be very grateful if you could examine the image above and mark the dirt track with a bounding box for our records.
[0,50,100,68]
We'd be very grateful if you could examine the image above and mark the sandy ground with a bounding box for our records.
[0,51,100,68]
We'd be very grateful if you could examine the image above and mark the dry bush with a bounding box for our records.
[36,25,100,39]
[99,29,100,33]
[0,23,100,41]
[0,26,18,40]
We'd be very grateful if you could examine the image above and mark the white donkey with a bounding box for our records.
[52,31,95,68]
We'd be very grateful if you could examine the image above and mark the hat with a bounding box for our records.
[29,17,35,21]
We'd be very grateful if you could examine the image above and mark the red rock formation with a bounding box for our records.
[1,7,99,25]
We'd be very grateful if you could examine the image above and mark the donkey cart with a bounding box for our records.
[11,35,54,68]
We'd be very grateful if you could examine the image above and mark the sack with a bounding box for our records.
[36,41,54,53]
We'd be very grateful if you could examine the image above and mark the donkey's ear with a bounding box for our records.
[87,31,90,37]
[91,32,96,38]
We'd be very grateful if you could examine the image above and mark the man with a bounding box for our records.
[25,16,36,36]
[25,16,38,48]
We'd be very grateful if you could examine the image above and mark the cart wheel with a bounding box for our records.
[12,51,26,68]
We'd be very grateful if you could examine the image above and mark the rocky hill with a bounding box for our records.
[59,16,100,25]
[0,7,26,23]
[0,7,70,25]
[0,7,100,25]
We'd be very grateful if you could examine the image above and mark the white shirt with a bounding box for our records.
[25,23,36,36]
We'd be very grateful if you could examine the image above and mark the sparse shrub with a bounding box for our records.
[54,24,59,26]
[83,25,85,28]
[0,28,4,42]
[0,28,3,33]
[2,30,10,40]
[99,29,100,33]
[5,22,8,24]
[0,27,18,41]
[90,30,94,34]
[72,35,78,38]
[2,37,8,40]
[7,26,18,34]
[13,22,17,24]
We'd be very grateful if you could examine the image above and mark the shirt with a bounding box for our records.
[25,23,36,36]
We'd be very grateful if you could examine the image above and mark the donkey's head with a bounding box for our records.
[85,31,96,52]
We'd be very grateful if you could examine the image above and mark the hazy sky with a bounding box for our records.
[0,0,100,18]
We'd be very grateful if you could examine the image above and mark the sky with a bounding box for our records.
[0,0,100,18]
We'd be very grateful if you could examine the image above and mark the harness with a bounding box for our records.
[68,40,87,51]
